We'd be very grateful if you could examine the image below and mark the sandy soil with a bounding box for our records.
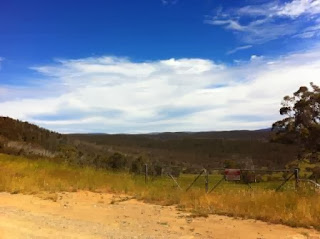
[0,191,319,239]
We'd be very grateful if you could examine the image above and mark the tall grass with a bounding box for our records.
[0,153,319,229]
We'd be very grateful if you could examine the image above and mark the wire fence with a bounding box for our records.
[142,165,320,193]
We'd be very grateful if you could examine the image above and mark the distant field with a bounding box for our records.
[0,153,319,229]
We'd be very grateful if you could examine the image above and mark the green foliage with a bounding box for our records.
[272,83,320,159]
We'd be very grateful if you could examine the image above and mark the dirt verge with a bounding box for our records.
[0,191,319,239]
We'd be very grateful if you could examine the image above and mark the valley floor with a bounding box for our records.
[0,191,319,239]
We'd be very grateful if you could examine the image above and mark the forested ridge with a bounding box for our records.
[0,116,299,171]
[70,132,298,169]
[0,116,109,165]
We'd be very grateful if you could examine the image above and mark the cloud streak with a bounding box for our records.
[0,48,320,133]
[206,0,320,44]
[227,45,252,55]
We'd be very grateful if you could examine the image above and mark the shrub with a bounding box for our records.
[107,153,127,170]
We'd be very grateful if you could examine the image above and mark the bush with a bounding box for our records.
[130,156,146,174]
[107,153,127,170]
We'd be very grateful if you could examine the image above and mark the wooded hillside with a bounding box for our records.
[0,116,299,170]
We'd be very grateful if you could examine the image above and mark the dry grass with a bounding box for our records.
[0,153,319,229]
[179,190,320,228]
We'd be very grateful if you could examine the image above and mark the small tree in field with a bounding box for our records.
[272,82,320,160]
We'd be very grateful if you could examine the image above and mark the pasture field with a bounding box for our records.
[0,153,319,229]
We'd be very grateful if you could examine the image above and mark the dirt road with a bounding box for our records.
[0,191,319,239]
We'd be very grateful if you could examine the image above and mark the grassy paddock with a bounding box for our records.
[0,154,319,229]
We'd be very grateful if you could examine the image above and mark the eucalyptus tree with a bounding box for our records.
[272,83,320,161]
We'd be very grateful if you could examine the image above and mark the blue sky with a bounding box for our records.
[0,0,320,133]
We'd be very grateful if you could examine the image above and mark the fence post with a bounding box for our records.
[205,169,209,193]
[294,168,300,190]
[145,164,148,184]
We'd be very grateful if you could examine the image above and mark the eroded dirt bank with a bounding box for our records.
[0,191,319,239]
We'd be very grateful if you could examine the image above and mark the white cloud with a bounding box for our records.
[235,0,320,18]
[206,0,320,43]
[205,19,246,31]
[0,48,320,133]
[250,55,264,61]
[278,0,320,18]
